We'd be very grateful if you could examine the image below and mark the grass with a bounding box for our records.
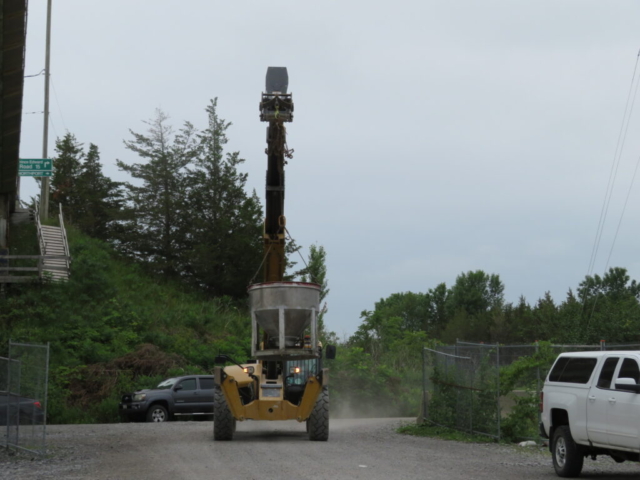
[1,224,254,423]
[7,221,40,275]
[398,422,497,443]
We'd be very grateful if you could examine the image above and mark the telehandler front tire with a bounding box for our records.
[213,386,234,441]
[308,387,329,441]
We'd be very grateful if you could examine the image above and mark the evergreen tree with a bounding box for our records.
[300,244,330,336]
[117,110,198,276]
[75,144,124,240]
[182,99,263,297]
[51,132,83,220]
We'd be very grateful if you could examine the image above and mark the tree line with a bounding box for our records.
[47,93,640,352]
[47,99,264,298]
[350,267,640,361]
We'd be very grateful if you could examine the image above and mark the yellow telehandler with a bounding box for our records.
[213,67,336,441]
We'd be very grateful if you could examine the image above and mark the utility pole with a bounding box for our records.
[39,0,52,221]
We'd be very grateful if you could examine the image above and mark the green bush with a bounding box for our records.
[500,392,538,442]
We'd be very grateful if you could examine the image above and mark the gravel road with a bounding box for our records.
[2,418,640,479]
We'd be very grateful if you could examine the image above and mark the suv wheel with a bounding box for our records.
[146,404,169,423]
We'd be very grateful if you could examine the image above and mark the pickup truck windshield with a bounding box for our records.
[156,378,177,389]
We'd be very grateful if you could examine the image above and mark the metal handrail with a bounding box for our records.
[58,203,71,270]
[34,203,46,257]
[0,255,70,278]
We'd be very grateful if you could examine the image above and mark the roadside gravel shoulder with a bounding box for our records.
[2,419,640,479]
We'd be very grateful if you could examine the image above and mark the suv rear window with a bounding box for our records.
[549,357,598,384]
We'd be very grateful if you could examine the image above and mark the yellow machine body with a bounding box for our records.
[215,363,327,422]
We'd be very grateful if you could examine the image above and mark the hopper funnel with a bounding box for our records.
[249,282,320,359]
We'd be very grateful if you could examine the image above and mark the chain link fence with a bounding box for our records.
[2,341,50,454]
[421,340,640,442]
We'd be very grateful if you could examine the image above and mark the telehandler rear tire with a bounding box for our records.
[213,386,234,441]
[308,387,329,441]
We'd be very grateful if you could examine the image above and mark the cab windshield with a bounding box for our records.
[156,378,177,389]
[285,359,317,385]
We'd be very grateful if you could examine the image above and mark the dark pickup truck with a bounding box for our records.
[0,393,44,425]
[119,375,214,423]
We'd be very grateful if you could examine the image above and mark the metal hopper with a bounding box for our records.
[249,281,320,359]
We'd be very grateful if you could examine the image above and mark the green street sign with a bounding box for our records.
[19,158,52,177]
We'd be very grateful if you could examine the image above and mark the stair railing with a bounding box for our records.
[58,203,71,271]
[34,202,46,257]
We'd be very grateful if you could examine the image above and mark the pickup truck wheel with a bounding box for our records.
[146,404,169,423]
[213,386,234,441]
[552,426,584,477]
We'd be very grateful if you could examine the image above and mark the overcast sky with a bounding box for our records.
[18,1,640,337]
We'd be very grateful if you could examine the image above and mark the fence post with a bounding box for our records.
[455,339,459,429]
[421,347,427,423]
[600,340,606,351]
[4,349,9,447]
[8,341,20,448]
[496,343,501,442]
[42,342,50,452]
[536,341,541,438]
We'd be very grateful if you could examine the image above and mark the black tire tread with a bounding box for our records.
[552,425,584,478]
[213,386,234,441]
[308,387,329,441]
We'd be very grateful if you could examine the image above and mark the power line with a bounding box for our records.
[605,154,640,270]
[586,51,640,279]
[49,115,59,141]
[583,49,640,324]
[50,75,68,132]
[586,154,640,325]
[24,69,45,78]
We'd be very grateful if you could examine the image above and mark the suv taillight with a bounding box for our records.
[34,401,42,409]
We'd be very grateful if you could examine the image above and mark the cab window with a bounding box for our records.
[596,357,619,389]
[549,357,597,384]
[178,378,197,391]
[199,378,214,390]
[616,358,640,384]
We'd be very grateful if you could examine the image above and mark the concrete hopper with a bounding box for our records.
[249,281,320,360]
